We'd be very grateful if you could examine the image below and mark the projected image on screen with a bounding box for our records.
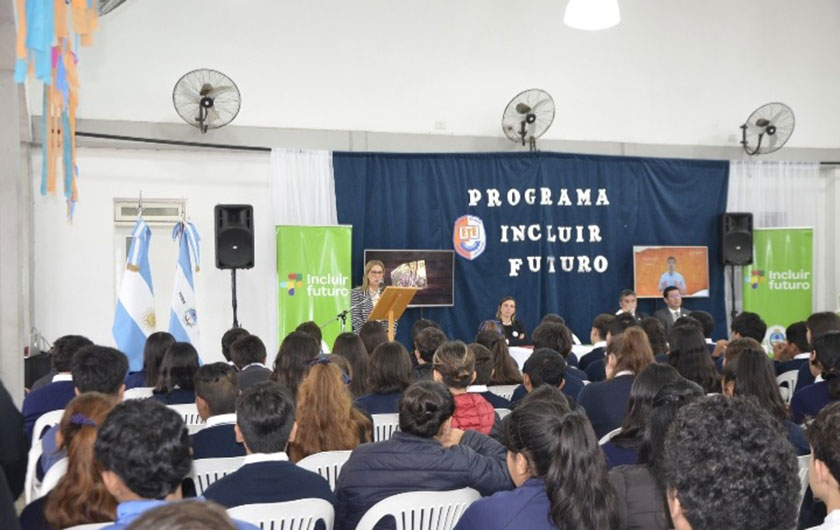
[633,246,710,298]
[364,250,454,307]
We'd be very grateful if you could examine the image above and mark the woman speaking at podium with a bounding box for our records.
[351,260,389,333]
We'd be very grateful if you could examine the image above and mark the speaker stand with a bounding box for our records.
[729,263,738,322]
[230,269,240,328]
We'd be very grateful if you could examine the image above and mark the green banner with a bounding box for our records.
[743,227,813,350]
[276,225,352,349]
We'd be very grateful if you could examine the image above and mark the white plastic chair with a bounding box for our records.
[190,456,246,495]
[228,498,335,530]
[31,409,65,446]
[64,524,111,530]
[355,488,480,530]
[777,370,799,405]
[297,450,352,491]
[24,438,44,503]
[599,427,622,445]
[168,403,205,430]
[372,413,401,442]
[123,386,154,400]
[487,385,518,401]
[798,454,811,505]
[38,457,68,499]
[495,408,512,420]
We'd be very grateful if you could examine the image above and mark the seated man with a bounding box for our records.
[585,312,637,382]
[653,286,691,336]
[230,335,271,391]
[94,399,258,530]
[578,313,614,371]
[221,327,250,366]
[664,396,799,530]
[615,289,647,321]
[202,381,335,509]
[40,345,128,476]
[774,321,811,375]
[413,327,447,381]
[806,402,840,530]
[191,363,244,459]
[22,335,93,439]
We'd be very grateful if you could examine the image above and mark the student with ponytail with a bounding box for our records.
[434,341,497,435]
[792,330,840,424]
[20,393,119,530]
[455,385,621,530]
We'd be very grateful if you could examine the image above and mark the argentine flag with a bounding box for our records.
[113,219,156,372]
[169,221,202,357]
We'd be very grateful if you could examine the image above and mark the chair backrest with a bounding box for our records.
[64,524,111,530]
[167,403,205,427]
[39,457,69,499]
[228,498,335,530]
[123,386,154,400]
[372,413,400,442]
[24,438,44,504]
[599,427,622,445]
[355,488,480,530]
[190,456,246,495]
[777,370,800,405]
[494,408,512,420]
[486,385,517,401]
[797,454,811,505]
[32,409,65,447]
[296,450,352,491]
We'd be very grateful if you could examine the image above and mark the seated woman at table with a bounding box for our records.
[496,296,527,347]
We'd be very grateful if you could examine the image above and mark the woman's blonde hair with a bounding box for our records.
[288,362,372,461]
[45,392,119,529]
[360,260,385,292]
[609,327,655,377]
[495,296,516,320]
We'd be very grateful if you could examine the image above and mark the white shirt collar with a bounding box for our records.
[243,451,289,465]
[812,508,840,528]
[53,373,73,382]
[592,340,607,348]
[241,362,268,371]
[467,385,488,393]
[794,352,810,360]
[705,338,714,345]
[614,370,634,378]
[204,413,237,428]
[815,374,824,383]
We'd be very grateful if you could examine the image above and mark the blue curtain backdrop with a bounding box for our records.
[333,152,729,346]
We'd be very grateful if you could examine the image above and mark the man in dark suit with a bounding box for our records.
[202,382,335,511]
[615,289,648,321]
[653,286,691,337]
[231,335,272,391]
[192,363,244,460]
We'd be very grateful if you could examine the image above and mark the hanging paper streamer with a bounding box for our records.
[14,0,99,218]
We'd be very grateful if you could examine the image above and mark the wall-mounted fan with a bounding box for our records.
[740,102,795,155]
[502,89,555,152]
[172,69,241,134]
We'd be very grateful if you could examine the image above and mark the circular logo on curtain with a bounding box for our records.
[453,215,486,260]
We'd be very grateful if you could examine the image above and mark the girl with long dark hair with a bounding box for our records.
[332,332,370,398]
[792,330,840,423]
[475,330,522,385]
[270,331,320,398]
[354,341,413,415]
[126,331,175,389]
[667,324,720,394]
[152,342,200,404]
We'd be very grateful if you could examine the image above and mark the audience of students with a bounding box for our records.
[586,313,638,382]
[663,396,800,530]
[20,392,119,530]
[296,320,330,353]
[641,317,670,363]
[466,343,511,409]
[795,312,840,394]
[511,348,582,406]
[667,325,720,394]
[358,320,389,356]
[270,331,320,398]
[29,335,94,392]
[125,331,174,389]
[433,341,497,436]
[601,363,683,468]
[579,313,614,370]
[354,341,413,415]
[191,363,244,459]
[335,380,513,530]
[152,342,200,405]
[721,348,809,455]
[288,361,372,462]
[474,330,522,386]
[578,327,655,438]
[413,327,448,381]
[774,320,811,374]
[807,402,840,530]
[220,327,250,366]
[455,385,621,530]
[331,332,370,398]
[792,331,840,424]
[202,381,335,509]
[230,335,272,391]
[531,321,587,378]
[609,379,704,530]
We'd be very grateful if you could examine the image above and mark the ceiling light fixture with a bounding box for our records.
[564,0,621,31]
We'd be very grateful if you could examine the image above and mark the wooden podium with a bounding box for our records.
[368,287,418,341]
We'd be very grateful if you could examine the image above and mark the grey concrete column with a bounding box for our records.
[0,0,32,406]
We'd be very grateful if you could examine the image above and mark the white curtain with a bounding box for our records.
[725,161,836,322]
[270,148,337,225]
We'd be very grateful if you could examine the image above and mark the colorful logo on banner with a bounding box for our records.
[750,269,766,289]
[453,215,486,260]
[281,273,305,296]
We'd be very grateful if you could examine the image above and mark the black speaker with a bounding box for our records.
[215,205,254,269]
[721,212,753,265]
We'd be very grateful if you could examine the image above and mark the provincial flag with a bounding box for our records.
[168,221,202,358]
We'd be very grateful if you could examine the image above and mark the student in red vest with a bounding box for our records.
[433,341,497,436]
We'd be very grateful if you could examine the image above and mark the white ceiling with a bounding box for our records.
[29,0,840,148]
